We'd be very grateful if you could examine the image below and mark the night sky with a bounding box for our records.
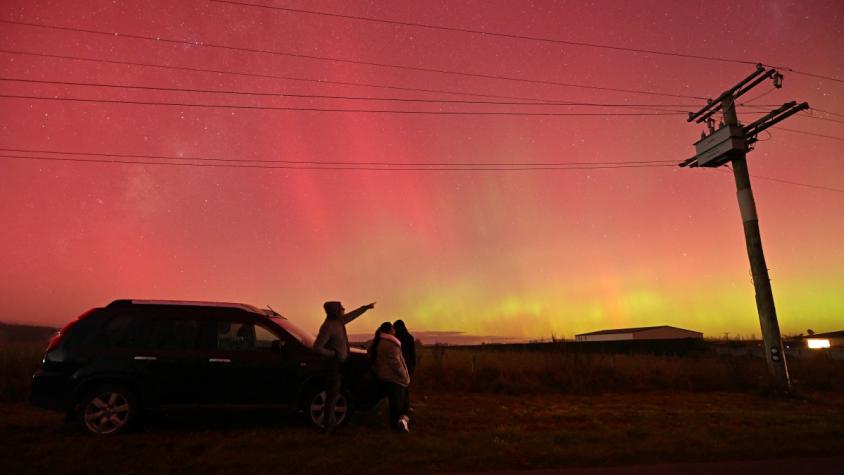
[1,0,842,339]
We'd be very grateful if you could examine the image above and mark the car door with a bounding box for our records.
[95,310,201,406]
[198,312,296,405]
[138,312,203,405]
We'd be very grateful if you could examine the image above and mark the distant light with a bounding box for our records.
[807,339,830,349]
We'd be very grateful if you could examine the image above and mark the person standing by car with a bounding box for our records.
[393,319,416,414]
[393,320,416,377]
[313,300,375,433]
[369,322,410,432]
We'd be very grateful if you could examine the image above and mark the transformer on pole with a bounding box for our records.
[679,64,808,392]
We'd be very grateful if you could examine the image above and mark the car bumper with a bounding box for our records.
[30,370,72,411]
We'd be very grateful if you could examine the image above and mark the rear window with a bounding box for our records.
[62,309,108,349]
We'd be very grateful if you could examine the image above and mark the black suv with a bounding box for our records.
[31,300,380,435]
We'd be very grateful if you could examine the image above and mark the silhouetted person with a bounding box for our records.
[313,300,375,432]
[369,322,410,432]
[393,319,416,414]
[393,320,416,376]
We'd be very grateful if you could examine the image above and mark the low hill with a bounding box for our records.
[0,322,57,344]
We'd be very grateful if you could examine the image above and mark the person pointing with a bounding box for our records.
[313,300,375,432]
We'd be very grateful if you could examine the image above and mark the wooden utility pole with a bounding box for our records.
[680,65,808,392]
[723,96,789,389]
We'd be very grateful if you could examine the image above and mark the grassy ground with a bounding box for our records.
[3,342,844,473]
[2,391,844,474]
[0,342,43,401]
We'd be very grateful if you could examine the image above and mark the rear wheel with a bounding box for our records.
[77,385,139,435]
[304,388,349,429]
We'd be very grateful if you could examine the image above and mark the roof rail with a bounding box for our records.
[106,299,274,316]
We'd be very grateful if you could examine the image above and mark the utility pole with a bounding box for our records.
[680,64,808,392]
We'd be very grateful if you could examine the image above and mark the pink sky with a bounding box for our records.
[1,0,842,339]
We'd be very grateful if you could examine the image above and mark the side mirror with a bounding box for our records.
[271,340,286,352]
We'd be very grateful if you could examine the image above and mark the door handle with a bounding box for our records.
[209,358,231,363]
[133,356,157,361]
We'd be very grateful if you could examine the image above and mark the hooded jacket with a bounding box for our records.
[313,305,370,363]
[371,333,410,387]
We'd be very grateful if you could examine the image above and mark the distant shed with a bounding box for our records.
[801,330,844,349]
[575,325,703,342]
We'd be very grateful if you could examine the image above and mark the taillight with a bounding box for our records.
[45,308,96,352]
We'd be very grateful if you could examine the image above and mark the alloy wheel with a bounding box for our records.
[83,391,131,435]
[309,390,348,427]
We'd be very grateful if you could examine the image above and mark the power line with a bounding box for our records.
[811,107,844,119]
[0,49,701,115]
[774,127,844,142]
[720,165,844,194]
[0,48,564,104]
[750,173,844,193]
[209,0,758,67]
[0,48,769,112]
[0,19,705,100]
[739,87,776,105]
[717,100,844,126]
[0,93,689,116]
[0,48,732,116]
[0,153,677,171]
[0,75,695,111]
[800,112,844,125]
[210,0,844,86]
[767,65,844,86]
[0,147,677,166]
[4,152,840,194]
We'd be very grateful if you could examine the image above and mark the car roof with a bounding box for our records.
[107,299,283,318]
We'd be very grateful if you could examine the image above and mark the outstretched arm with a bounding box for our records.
[342,302,376,324]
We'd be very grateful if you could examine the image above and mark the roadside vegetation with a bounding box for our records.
[3,341,844,403]
[414,344,844,394]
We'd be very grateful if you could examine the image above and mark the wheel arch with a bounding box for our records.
[71,375,145,411]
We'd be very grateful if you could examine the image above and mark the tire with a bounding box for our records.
[76,384,139,435]
[302,387,350,429]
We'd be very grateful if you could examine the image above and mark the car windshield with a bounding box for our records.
[273,317,315,347]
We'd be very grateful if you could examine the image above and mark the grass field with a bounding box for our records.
[2,342,844,473]
[2,391,844,474]
[413,345,844,394]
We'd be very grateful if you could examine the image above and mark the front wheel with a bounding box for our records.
[303,388,350,429]
[77,385,139,435]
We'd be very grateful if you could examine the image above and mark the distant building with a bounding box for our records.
[800,330,844,349]
[575,325,703,342]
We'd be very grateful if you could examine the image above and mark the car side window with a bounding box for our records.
[148,319,198,350]
[216,322,279,351]
[253,324,280,350]
[103,314,147,348]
